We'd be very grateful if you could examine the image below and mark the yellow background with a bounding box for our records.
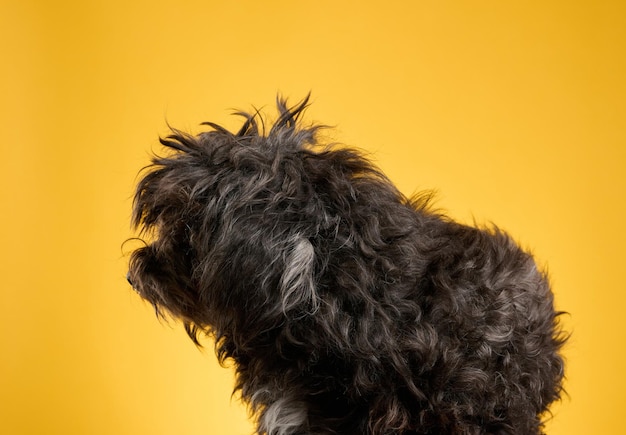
[2,1,624,433]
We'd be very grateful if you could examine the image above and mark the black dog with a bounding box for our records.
[127,97,566,434]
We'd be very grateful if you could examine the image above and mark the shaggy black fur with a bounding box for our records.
[127,97,566,434]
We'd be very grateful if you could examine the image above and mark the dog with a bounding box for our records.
[127,96,566,434]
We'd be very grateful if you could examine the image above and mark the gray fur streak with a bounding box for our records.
[279,235,319,315]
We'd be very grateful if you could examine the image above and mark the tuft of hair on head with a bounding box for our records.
[198,93,321,146]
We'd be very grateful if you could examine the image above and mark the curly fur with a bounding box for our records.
[127,96,566,434]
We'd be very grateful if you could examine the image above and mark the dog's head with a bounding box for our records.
[127,96,410,351]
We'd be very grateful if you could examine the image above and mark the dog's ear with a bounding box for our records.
[279,235,318,315]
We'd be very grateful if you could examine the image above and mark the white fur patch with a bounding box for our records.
[260,397,308,435]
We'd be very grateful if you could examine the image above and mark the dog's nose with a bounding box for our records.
[126,272,134,287]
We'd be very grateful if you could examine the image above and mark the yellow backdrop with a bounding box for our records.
[2,1,624,433]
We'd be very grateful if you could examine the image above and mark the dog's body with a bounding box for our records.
[127,97,565,434]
